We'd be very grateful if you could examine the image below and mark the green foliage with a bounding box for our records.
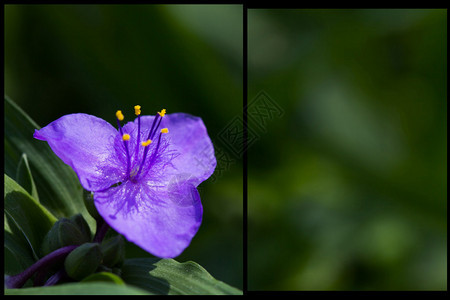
[121,258,242,295]
[4,174,57,276]
[16,153,39,201]
[100,235,125,268]
[4,174,57,263]
[5,282,151,295]
[81,272,126,285]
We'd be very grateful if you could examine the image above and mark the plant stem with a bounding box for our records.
[5,245,77,289]
[93,219,110,243]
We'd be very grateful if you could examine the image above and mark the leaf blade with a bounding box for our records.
[121,257,242,295]
[16,153,39,201]
[4,174,58,262]
[4,282,151,295]
[81,272,125,285]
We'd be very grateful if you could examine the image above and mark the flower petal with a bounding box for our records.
[135,113,216,186]
[33,113,124,191]
[94,176,203,258]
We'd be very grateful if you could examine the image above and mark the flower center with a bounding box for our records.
[115,106,168,183]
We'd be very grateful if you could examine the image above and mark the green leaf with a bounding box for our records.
[4,96,94,228]
[4,282,151,295]
[16,153,39,201]
[81,272,125,285]
[4,228,35,276]
[4,174,57,263]
[121,258,242,295]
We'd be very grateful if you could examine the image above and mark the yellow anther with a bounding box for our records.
[116,110,124,121]
[122,134,130,141]
[141,139,152,147]
[134,105,141,116]
[161,128,169,134]
[158,109,166,117]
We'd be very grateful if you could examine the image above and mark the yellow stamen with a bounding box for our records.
[161,128,169,134]
[122,134,130,141]
[141,139,152,147]
[158,109,166,117]
[116,110,124,121]
[134,105,141,116]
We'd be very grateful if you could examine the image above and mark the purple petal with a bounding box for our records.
[34,113,124,191]
[94,176,203,258]
[135,113,216,186]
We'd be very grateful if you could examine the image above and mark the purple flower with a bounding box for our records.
[34,106,216,258]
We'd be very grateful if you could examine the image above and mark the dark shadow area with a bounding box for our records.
[121,258,170,295]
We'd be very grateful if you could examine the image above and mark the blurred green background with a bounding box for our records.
[4,4,243,289]
[248,9,446,290]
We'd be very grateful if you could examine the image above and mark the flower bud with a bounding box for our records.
[64,243,103,280]
[83,189,101,221]
[100,235,125,268]
[70,213,92,242]
[41,218,90,256]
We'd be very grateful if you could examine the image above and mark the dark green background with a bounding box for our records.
[4,4,243,289]
[248,9,446,290]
